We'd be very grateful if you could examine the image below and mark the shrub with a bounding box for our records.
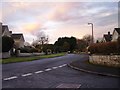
[88,41,119,55]
[19,46,38,53]
[19,47,29,53]
[2,36,14,52]
[30,48,38,53]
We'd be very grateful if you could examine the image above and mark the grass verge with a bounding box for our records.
[1,53,66,64]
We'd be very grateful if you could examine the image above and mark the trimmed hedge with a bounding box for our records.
[88,41,120,55]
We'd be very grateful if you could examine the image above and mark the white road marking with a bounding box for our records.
[52,67,58,69]
[45,68,52,71]
[58,64,67,67]
[4,76,17,81]
[58,65,64,68]
[3,64,68,81]
[35,70,43,74]
[61,64,67,66]
[22,73,32,77]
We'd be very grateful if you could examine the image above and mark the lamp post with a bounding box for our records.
[88,23,94,44]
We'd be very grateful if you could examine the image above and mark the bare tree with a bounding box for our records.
[32,31,49,53]
[36,31,49,45]
[24,42,31,46]
[82,34,92,46]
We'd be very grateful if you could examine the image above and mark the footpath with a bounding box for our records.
[68,59,120,78]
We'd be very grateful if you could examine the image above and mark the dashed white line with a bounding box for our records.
[45,68,52,71]
[35,70,44,74]
[58,65,64,68]
[4,76,18,81]
[3,64,68,81]
[62,64,67,66]
[52,67,58,69]
[22,73,32,77]
[58,64,67,68]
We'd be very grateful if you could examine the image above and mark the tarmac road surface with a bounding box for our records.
[2,54,119,88]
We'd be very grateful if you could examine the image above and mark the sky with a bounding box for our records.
[1,0,119,44]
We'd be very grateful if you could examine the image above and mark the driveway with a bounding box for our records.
[2,54,119,88]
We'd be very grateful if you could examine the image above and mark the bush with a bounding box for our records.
[19,46,38,53]
[2,36,14,52]
[19,47,29,53]
[88,41,120,55]
[30,48,38,53]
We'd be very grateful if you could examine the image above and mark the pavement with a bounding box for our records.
[2,54,119,88]
[68,54,120,78]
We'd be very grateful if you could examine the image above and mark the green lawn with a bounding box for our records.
[1,53,66,64]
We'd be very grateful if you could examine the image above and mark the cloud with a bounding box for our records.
[22,22,41,33]
[2,2,118,44]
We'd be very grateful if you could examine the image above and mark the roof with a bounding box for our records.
[12,34,24,41]
[2,25,8,33]
[115,28,120,34]
[103,34,112,42]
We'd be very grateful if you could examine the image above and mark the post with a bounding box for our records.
[88,23,94,44]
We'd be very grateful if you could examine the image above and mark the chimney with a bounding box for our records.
[108,31,110,35]
[9,31,12,36]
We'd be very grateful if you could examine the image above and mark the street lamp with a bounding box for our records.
[88,23,94,44]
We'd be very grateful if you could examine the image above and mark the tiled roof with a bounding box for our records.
[103,34,112,42]
[11,34,23,40]
[115,28,120,34]
[2,25,8,33]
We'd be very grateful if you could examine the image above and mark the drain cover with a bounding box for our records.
[56,83,81,88]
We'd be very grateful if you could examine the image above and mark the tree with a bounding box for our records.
[54,36,77,53]
[117,37,120,53]
[42,44,54,54]
[2,36,14,52]
[62,42,70,52]
[69,37,77,52]
[32,31,49,53]
[76,39,86,52]
[24,42,31,46]
[36,31,49,45]
[83,34,92,46]
[96,40,99,43]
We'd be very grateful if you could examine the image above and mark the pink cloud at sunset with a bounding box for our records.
[22,23,42,33]
[1,1,118,44]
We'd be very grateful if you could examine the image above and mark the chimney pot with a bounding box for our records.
[108,31,110,35]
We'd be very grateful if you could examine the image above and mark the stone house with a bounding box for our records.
[1,24,13,58]
[2,25,12,37]
[112,28,120,41]
[2,24,25,49]
[11,34,25,49]
[1,23,25,58]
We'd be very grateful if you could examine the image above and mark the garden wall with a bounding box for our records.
[18,52,45,57]
[89,55,120,68]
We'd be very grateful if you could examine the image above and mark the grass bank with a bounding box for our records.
[1,53,66,64]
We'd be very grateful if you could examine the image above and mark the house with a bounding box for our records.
[1,23,25,58]
[2,24,12,37]
[2,24,25,49]
[1,24,13,58]
[11,34,25,49]
[112,28,120,41]
[102,32,112,42]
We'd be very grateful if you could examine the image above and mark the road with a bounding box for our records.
[2,54,119,88]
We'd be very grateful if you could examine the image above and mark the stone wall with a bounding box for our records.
[89,55,120,68]
[18,53,45,57]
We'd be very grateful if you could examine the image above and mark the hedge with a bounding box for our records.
[88,41,120,55]
[19,47,38,53]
